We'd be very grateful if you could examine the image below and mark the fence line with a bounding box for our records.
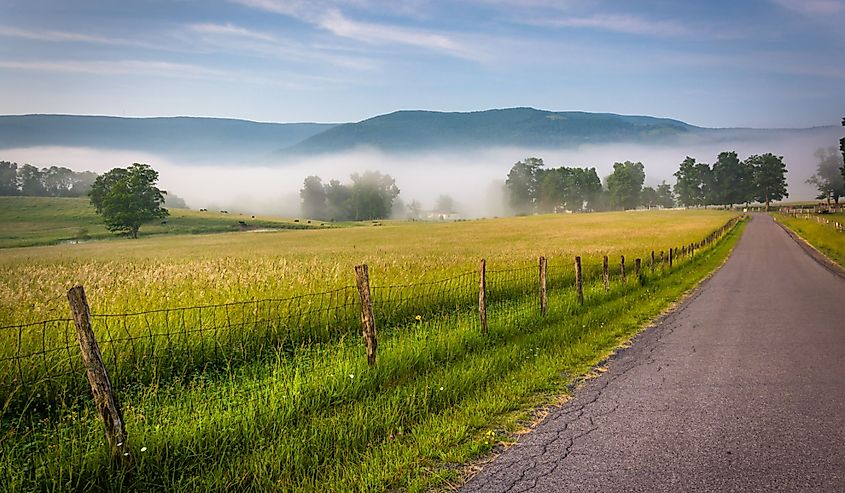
[0,215,743,476]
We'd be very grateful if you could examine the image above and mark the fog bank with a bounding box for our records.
[3,129,840,217]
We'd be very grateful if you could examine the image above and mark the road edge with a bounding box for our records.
[450,218,747,492]
[774,218,845,280]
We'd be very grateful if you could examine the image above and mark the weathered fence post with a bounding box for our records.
[539,256,548,316]
[354,264,378,366]
[620,255,626,284]
[479,259,488,334]
[635,258,641,278]
[669,248,674,268]
[67,285,131,464]
[650,250,655,274]
[602,255,609,292]
[575,256,584,305]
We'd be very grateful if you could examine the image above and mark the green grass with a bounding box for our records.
[0,196,328,248]
[0,212,744,492]
[773,212,845,267]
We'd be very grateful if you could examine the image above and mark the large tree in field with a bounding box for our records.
[505,157,544,214]
[0,161,17,195]
[806,147,844,204]
[712,151,744,207]
[747,153,788,211]
[89,163,168,238]
[606,161,645,210]
[656,181,675,208]
[300,175,327,219]
[348,171,400,221]
[674,157,703,207]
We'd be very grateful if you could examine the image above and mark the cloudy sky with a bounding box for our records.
[1,0,843,128]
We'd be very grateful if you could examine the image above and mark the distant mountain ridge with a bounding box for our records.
[281,108,699,155]
[0,114,335,162]
[0,110,839,164]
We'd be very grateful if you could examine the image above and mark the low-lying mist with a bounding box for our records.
[3,128,840,218]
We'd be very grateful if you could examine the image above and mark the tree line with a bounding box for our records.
[300,171,400,221]
[0,161,98,197]
[504,158,673,213]
[673,152,788,210]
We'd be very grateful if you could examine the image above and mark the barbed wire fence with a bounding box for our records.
[0,215,743,489]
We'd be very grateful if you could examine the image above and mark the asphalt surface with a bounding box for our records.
[460,214,845,492]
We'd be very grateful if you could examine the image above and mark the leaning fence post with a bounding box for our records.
[354,264,378,366]
[620,255,626,284]
[575,256,584,305]
[538,256,548,316]
[635,258,641,278]
[602,255,609,292]
[67,285,130,464]
[479,259,488,334]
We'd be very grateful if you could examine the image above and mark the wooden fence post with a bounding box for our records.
[67,285,131,464]
[635,258,641,278]
[650,250,655,274]
[575,256,584,305]
[479,259,488,334]
[354,264,378,366]
[669,248,674,268]
[539,256,548,316]
[620,255,626,284]
[602,255,609,292]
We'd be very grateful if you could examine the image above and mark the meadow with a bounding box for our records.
[0,196,324,249]
[773,211,845,267]
[0,206,742,491]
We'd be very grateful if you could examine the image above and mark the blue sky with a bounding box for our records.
[1,0,843,127]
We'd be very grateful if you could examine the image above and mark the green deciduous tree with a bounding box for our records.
[640,186,658,208]
[656,181,675,208]
[712,151,744,207]
[349,171,400,221]
[0,161,18,195]
[18,164,45,196]
[673,157,703,207]
[806,147,844,204]
[300,175,327,219]
[606,161,645,210]
[747,153,788,211]
[505,157,544,214]
[89,163,168,238]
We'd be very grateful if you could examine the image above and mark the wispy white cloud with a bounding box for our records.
[0,59,227,79]
[231,0,485,60]
[529,13,691,37]
[770,0,844,16]
[188,22,278,42]
[183,22,380,70]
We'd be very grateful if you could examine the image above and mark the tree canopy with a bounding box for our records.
[89,163,168,238]
[748,153,788,210]
[299,171,400,221]
[806,147,844,204]
[505,158,602,213]
[0,161,97,197]
[606,161,645,210]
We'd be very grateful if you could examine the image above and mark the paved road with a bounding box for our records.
[461,214,845,492]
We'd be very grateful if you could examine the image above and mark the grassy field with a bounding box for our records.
[0,196,326,248]
[773,212,845,267]
[0,208,742,492]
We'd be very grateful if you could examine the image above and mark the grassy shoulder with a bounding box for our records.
[1,218,745,492]
[0,196,329,248]
[772,212,845,268]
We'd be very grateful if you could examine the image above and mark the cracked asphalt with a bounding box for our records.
[460,214,845,492]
